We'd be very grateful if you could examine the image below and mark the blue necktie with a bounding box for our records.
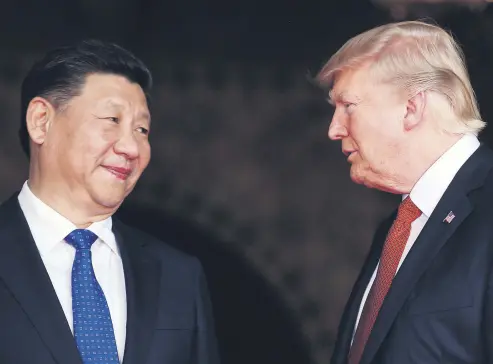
[66,229,120,364]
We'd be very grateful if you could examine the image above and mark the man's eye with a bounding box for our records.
[107,117,119,123]
[137,127,149,135]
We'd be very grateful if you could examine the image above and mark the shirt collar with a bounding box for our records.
[406,133,480,217]
[17,181,119,256]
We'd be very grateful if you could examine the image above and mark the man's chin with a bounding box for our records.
[91,187,127,210]
[350,170,399,193]
[350,168,378,190]
[350,174,363,185]
[349,166,365,185]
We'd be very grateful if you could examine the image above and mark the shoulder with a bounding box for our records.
[0,192,24,226]
[0,192,21,212]
[113,218,202,270]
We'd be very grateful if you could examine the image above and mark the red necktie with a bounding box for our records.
[348,197,421,364]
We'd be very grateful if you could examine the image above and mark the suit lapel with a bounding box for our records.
[0,195,82,364]
[115,220,161,364]
[331,216,394,364]
[361,145,493,364]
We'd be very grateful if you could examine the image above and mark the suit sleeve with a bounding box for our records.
[484,262,493,361]
[191,258,220,364]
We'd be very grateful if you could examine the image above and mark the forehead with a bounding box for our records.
[330,67,372,101]
[77,73,149,111]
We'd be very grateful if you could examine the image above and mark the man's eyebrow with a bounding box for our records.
[138,111,151,123]
[101,100,151,122]
[328,90,346,105]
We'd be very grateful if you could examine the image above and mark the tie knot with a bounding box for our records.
[396,197,421,224]
[65,229,98,250]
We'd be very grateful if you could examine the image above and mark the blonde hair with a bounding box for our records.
[316,20,485,135]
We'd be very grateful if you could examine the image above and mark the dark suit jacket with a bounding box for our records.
[331,144,493,364]
[0,193,220,364]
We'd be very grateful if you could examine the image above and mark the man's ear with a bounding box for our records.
[25,97,56,147]
[403,91,426,131]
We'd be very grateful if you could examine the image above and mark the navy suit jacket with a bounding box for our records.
[0,193,220,364]
[331,144,493,364]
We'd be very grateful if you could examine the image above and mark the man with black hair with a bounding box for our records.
[0,39,219,364]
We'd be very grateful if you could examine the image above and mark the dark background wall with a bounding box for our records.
[1,2,493,363]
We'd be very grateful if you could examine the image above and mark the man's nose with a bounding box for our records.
[328,115,348,140]
[114,130,140,160]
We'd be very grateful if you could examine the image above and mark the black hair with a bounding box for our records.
[19,39,153,157]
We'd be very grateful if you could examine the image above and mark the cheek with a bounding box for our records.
[98,124,123,143]
[87,137,115,158]
[73,136,116,169]
[350,114,393,152]
[346,115,370,151]
[139,141,151,164]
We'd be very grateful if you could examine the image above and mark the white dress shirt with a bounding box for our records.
[352,133,480,341]
[17,181,127,361]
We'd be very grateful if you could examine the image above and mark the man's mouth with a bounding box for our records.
[103,166,132,180]
[344,150,357,161]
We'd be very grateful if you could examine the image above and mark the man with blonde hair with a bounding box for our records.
[318,20,493,364]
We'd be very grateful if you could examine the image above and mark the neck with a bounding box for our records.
[27,171,114,229]
[401,131,464,193]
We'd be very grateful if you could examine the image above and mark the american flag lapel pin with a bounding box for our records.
[443,211,455,224]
